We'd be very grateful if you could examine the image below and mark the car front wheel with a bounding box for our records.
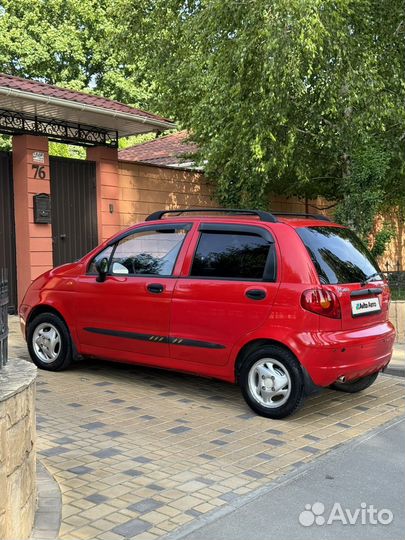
[27,312,73,371]
[239,345,305,419]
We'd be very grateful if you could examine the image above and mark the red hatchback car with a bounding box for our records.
[20,208,395,418]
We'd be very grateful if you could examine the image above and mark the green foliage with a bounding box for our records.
[334,144,389,237]
[0,0,152,106]
[48,134,159,158]
[0,135,11,151]
[0,1,162,159]
[0,0,403,260]
[118,133,157,150]
[49,142,85,159]
[120,0,404,214]
[371,226,395,259]
[334,144,399,257]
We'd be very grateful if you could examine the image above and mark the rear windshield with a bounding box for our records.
[297,226,382,284]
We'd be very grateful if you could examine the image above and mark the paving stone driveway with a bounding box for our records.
[9,317,405,540]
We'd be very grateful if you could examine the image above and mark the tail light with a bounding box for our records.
[301,288,341,319]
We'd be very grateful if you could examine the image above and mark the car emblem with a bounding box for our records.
[336,287,350,295]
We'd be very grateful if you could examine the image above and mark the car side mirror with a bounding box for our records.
[96,257,109,282]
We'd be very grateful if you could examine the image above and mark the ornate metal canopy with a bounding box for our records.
[0,108,118,147]
[0,75,174,147]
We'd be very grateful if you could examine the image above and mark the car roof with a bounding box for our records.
[274,217,344,228]
[101,214,345,249]
[133,215,344,229]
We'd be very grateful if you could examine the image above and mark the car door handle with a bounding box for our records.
[147,283,164,294]
[245,289,266,300]
[350,288,383,297]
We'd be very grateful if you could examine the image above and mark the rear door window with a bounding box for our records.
[190,231,272,280]
[297,226,382,284]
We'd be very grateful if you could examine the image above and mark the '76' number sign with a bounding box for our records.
[32,164,46,179]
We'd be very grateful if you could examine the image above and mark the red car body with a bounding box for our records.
[19,215,395,388]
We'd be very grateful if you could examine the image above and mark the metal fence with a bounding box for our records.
[382,270,405,301]
[0,268,8,369]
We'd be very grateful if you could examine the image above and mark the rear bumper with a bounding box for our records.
[297,322,396,387]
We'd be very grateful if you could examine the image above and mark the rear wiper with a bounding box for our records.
[361,272,382,286]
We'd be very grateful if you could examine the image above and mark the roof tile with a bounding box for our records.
[119,131,198,168]
[0,73,172,125]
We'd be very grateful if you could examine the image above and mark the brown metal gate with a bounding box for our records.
[0,152,17,313]
[50,157,98,267]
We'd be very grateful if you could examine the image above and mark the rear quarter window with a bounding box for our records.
[297,226,382,284]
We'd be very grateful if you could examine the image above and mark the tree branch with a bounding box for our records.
[296,128,318,137]
[308,202,339,210]
[310,176,342,181]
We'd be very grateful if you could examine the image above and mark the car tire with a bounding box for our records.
[329,372,379,393]
[239,345,305,419]
[27,313,73,371]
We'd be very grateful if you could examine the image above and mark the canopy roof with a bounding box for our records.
[0,74,174,147]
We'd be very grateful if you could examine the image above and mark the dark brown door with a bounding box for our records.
[0,152,17,313]
[50,157,98,267]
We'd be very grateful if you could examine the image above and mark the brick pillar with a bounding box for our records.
[12,135,53,305]
[86,146,121,242]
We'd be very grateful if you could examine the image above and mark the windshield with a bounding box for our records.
[297,226,382,285]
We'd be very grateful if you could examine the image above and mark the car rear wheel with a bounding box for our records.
[28,313,73,371]
[330,372,378,393]
[239,345,305,419]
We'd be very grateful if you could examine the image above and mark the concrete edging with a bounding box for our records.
[30,461,62,540]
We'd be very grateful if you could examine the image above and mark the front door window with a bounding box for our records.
[110,228,189,276]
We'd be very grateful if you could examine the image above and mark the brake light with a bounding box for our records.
[301,288,341,319]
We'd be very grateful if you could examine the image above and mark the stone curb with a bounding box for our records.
[384,365,405,378]
[0,357,37,401]
[30,461,62,540]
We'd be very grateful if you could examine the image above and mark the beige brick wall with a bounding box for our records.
[390,301,405,343]
[0,361,37,540]
[375,213,405,272]
[117,162,404,270]
[270,194,333,218]
[117,162,216,227]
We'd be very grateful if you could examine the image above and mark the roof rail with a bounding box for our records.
[271,212,331,222]
[145,208,278,223]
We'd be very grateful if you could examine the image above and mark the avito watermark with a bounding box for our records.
[299,502,394,527]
